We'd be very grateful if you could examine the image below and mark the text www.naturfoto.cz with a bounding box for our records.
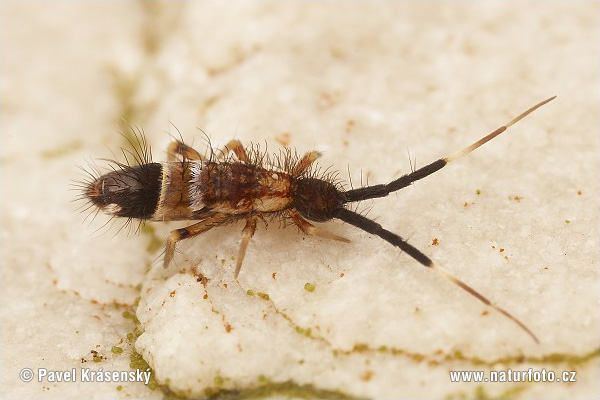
[449,368,576,383]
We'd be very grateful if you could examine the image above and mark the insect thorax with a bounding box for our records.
[150,161,294,221]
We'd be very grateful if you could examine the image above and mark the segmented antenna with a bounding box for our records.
[343,97,556,203]
[337,96,556,343]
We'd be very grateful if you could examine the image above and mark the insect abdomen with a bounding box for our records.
[152,162,196,221]
[86,163,163,220]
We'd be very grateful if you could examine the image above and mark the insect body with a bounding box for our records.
[81,96,555,343]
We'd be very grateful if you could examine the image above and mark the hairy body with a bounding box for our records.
[80,96,555,343]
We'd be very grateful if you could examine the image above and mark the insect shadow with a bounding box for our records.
[79,96,556,343]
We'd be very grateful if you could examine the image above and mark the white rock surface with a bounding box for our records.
[2,2,598,399]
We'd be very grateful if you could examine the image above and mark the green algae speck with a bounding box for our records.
[122,310,135,320]
[304,282,316,292]
[257,292,270,301]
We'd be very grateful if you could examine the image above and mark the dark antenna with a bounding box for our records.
[336,96,556,344]
[334,207,539,343]
[344,96,556,203]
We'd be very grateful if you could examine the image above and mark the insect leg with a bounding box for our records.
[167,141,205,161]
[343,96,556,202]
[288,209,350,243]
[333,207,539,343]
[291,150,321,177]
[164,213,229,268]
[217,140,250,162]
[234,216,258,278]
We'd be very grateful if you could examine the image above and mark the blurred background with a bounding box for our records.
[2,2,598,399]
